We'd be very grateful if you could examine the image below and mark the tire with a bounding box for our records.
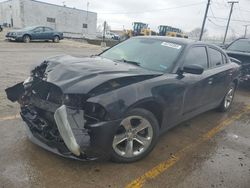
[23,35,31,43]
[111,108,159,163]
[217,82,236,112]
[53,35,60,43]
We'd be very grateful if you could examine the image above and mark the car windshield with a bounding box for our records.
[100,38,183,72]
[227,39,250,53]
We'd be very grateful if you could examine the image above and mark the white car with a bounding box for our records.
[97,31,120,40]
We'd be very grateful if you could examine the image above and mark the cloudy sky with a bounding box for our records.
[2,0,250,38]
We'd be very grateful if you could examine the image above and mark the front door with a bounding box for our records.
[31,27,44,40]
[181,46,210,115]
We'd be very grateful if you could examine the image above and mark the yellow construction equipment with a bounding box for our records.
[124,23,187,39]
[126,22,152,38]
[158,25,188,38]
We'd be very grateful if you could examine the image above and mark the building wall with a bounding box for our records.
[0,0,22,28]
[0,0,97,38]
[22,0,97,38]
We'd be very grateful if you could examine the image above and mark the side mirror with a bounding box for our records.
[182,64,204,75]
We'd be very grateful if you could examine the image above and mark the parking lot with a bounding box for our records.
[0,35,250,188]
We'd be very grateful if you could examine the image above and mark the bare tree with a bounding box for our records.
[188,28,207,39]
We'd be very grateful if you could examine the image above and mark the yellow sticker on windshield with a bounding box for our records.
[161,42,182,49]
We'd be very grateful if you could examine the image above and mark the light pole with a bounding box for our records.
[222,1,239,44]
[199,0,211,41]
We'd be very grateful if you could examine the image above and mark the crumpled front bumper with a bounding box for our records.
[6,82,120,161]
[20,104,120,161]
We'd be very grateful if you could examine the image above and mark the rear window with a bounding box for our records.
[44,27,53,32]
[208,48,223,68]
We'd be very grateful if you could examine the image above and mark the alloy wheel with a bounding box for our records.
[112,116,153,158]
[54,36,59,43]
[224,87,234,109]
[23,35,30,43]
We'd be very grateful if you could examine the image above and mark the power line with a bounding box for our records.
[207,16,250,23]
[98,2,206,14]
[238,7,250,13]
[207,18,226,27]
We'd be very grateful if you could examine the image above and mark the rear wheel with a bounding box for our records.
[23,35,31,43]
[111,108,159,163]
[53,35,60,43]
[217,82,236,112]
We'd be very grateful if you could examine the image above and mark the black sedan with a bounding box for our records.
[6,26,63,43]
[6,37,240,162]
[225,38,250,83]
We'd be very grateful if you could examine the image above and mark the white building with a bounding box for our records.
[0,0,97,38]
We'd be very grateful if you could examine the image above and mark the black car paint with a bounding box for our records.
[225,38,250,83]
[5,37,240,161]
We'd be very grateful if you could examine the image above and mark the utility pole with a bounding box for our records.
[243,24,250,38]
[199,0,211,41]
[222,1,239,44]
[103,21,107,42]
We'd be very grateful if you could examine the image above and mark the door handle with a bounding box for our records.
[229,70,233,76]
[208,78,213,85]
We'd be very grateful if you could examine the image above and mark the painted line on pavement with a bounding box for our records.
[0,115,20,121]
[125,105,250,188]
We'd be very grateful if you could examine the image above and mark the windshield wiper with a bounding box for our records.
[116,58,141,67]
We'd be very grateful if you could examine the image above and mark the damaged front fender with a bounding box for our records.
[5,82,24,102]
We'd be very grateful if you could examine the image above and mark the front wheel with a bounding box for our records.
[111,108,159,163]
[217,82,236,112]
[23,35,31,43]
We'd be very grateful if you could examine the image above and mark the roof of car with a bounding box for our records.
[135,36,207,46]
[234,37,250,41]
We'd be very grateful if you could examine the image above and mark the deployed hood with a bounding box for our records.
[39,55,162,94]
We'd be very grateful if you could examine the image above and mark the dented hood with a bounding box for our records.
[43,55,161,94]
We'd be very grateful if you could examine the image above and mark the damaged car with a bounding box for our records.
[6,37,240,162]
[225,38,250,84]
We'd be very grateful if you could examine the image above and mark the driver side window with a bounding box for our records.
[185,46,208,70]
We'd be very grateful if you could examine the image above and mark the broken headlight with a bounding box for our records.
[62,94,108,122]
[85,102,108,121]
[23,76,33,88]
[63,94,85,107]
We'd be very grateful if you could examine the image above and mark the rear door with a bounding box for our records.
[43,27,54,40]
[206,47,232,104]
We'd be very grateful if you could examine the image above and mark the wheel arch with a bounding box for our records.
[232,78,239,88]
[23,34,32,40]
[53,34,60,39]
[126,98,164,128]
